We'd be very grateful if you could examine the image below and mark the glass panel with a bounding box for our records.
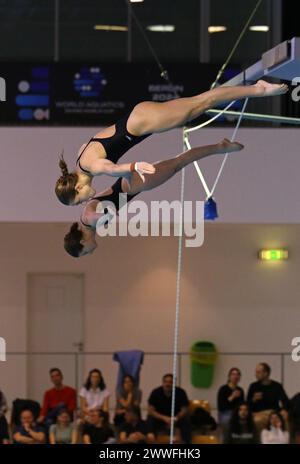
[209,0,271,65]
[60,0,127,61]
[131,0,200,62]
[0,0,54,60]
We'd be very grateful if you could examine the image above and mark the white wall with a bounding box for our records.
[0,222,299,412]
[0,126,300,223]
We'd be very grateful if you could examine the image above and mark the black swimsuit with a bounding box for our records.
[76,112,151,174]
[80,178,138,228]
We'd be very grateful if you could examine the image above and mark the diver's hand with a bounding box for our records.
[132,162,156,182]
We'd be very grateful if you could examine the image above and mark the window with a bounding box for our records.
[0,0,54,60]
[209,0,271,66]
[131,0,200,62]
[60,0,127,61]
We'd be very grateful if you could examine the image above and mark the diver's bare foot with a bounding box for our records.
[254,80,288,97]
[218,138,244,153]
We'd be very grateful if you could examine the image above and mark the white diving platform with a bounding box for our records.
[204,37,300,125]
[185,38,300,201]
[221,37,300,86]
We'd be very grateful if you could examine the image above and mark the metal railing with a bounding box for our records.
[2,350,297,416]
[4,350,293,391]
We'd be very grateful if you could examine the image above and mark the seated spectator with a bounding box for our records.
[225,403,259,444]
[82,410,115,444]
[261,411,289,444]
[217,367,244,432]
[247,363,289,432]
[119,406,149,444]
[13,409,46,444]
[0,415,10,444]
[190,405,217,434]
[290,392,300,441]
[38,368,77,427]
[0,389,9,444]
[147,373,191,444]
[0,389,8,417]
[114,375,142,427]
[49,409,77,444]
[11,399,40,429]
[80,369,110,418]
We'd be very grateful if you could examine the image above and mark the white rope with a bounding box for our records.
[210,97,249,196]
[169,137,187,445]
[169,102,248,444]
[184,135,211,197]
[184,98,249,198]
[183,101,236,196]
[186,97,300,198]
[184,100,236,134]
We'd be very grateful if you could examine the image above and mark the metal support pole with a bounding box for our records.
[270,0,283,118]
[54,0,60,62]
[205,108,300,125]
[127,1,132,62]
[281,353,285,385]
[200,0,210,63]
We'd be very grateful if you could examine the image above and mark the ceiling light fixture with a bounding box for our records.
[250,25,269,32]
[208,26,227,33]
[147,25,175,32]
[94,25,128,32]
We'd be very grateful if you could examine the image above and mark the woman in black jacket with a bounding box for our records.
[217,367,245,432]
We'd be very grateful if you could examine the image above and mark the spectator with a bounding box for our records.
[0,415,10,444]
[13,409,45,444]
[82,410,115,444]
[225,403,259,444]
[217,367,244,431]
[247,363,289,432]
[0,390,8,417]
[261,411,289,444]
[11,399,40,429]
[147,373,191,444]
[80,369,110,418]
[289,392,300,441]
[49,409,77,444]
[190,405,217,434]
[0,390,9,445]
[119,406,149,444]
[38,368,77,426]
[114,374,142,427]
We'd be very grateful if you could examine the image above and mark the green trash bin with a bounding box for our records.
[190,341,218,388]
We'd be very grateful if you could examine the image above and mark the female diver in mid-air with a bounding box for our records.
[55,80,288,206]
[64,138,244,257]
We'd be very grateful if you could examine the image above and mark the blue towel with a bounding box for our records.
[113,350,144,393]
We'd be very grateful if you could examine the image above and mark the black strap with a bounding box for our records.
[76,139,94,174]
[90,137,108,142]
[80,215,91,228]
